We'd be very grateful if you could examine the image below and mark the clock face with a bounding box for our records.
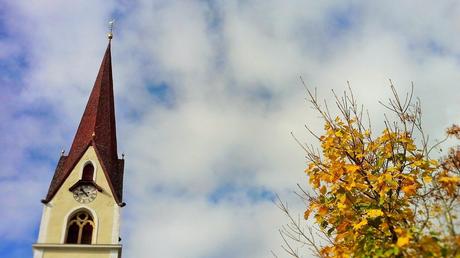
[73,185,97,203]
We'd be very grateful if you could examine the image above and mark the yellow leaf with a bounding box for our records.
[412,160,424,167]
[423,176,432,183]
[364,130,371,137]
[356,153,365,159]
[337,202,346,210]
[356,183,368,190]
[402,184,417,196]
[439,176,460,183]
[338,194,347,203]
[384,173,393,182]
[344,164,360,173]
[397,235,410,247]
[367,209,384,218]
[406,142,416,151]
[387,166,398,173]
[353,218,367,230]
[429,160,439,166]
[400,137,410,143]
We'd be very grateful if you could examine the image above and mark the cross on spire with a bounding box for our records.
[107,20,115,40]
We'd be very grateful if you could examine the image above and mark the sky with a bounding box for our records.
[2,1,460,257]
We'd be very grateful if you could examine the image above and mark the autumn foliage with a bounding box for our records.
[278,83,460,257]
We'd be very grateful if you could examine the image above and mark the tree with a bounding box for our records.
[277,81,460,257]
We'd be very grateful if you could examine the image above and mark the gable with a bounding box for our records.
[49,146,115,204]
[43,143,124,205]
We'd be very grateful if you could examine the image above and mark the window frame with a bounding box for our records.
[65,210,95,244]
[62,207,98,244]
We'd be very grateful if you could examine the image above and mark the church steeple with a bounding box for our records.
[34,31,124,258]
[42,41,124,205]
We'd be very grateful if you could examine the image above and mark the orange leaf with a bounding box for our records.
[402,184,417,196]
[304,208,312,220]
[320,185,327,195]
[318,206,328,216]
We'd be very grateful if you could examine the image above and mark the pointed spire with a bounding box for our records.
[43,41,124,205]
[68,41,117,163]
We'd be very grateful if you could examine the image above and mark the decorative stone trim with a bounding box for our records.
[33,243,122,249]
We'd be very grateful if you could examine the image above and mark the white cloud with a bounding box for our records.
[3,1,460,257]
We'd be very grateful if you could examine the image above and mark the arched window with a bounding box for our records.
[65,211,94,244]
[82,163,94,181]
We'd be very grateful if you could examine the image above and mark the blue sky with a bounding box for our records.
[2,1,460,257]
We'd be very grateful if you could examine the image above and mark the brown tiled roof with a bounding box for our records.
[42,42,125,205]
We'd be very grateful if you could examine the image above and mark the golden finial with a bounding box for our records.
[107,19,115,40]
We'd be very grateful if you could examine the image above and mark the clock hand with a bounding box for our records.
[81,188,89,197]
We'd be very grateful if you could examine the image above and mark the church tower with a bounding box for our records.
[33,31,125,258]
